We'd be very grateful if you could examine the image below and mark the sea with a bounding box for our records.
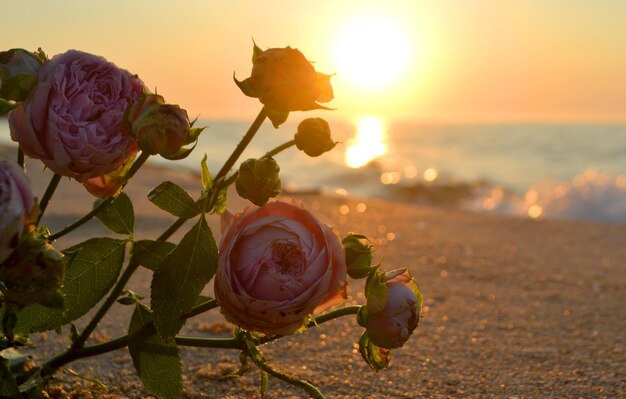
[2,117,626,224]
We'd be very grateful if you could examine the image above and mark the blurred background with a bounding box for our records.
[2,0,626,223]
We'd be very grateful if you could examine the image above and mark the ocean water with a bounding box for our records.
[2,117,626,224]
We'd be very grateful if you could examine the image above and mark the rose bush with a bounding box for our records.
[0,159,34,264]
[364,270,422,349]
[215,200,347,334]
[9,50,143,181]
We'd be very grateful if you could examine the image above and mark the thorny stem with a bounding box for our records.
[265,139,296,158]
[254,359,325,399]
[41,298,219,376]
[42,110,270,376]
[214,107,267,182]
[41,304,361,379]
[47,152,151,241]
[36,173,62,226]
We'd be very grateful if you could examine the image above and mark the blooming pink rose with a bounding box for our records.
[0,159,34,263]
[9,50,143,182]
[215,200,347,335]
[364,270,422,349]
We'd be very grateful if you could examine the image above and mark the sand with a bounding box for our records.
[3,150,626,398]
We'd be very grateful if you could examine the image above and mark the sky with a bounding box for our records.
[2,0,626,123]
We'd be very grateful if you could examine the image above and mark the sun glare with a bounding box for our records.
[334,15,411,90]
[345,117,387,168]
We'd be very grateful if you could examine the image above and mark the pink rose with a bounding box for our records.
[215,200,347,335]
[9,50,143,181]
[364,270,422,349]
[0,159,34,263]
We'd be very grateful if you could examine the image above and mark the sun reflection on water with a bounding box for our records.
[345,117,387,168]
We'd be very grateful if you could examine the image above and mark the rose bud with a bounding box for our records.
[0,159,35,264]
[125,93,200,160]
[363,270,422,349]
[9,50,143,182]
[342,233,375,279]
[0,48,45,102]
[235,157,281,206]
[294,118,337,157]
[0,232,64,308]
[234,43,334,127]
[215,200,347,335]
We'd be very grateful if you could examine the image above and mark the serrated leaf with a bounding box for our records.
[358,331,391,371]
[132,240,176,271]
[151,216,217,339]
[129,304,182,399]
[148,181,199,218]
[95,192,134,235]
[15,238,126,334]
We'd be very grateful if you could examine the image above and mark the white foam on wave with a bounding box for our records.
[470,169,626,224]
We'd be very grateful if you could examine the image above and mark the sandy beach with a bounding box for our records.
[5,150,626,399]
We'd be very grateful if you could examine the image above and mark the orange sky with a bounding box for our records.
[2,0,626,122]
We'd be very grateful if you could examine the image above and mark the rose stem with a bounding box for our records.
[41,304,361,378]
[41,298,219,376]
[45,110,274,372]
[253,359,326,399]
[68,110,268,349]
[17,147,24,169]
[214,107,267,182]
[36,173,62,226]
[265,139,295,158]
[47,152,150,241]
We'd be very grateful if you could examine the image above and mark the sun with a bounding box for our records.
[333,15,412,90]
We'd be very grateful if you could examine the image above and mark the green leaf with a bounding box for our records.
[151,216,218,340]
[131,240,176,271]
[95,192,134,235]
[0,99,19,115]
[129,304,182,399]
[15,238,126,334]
[148,181,199,219]
[358,331,391,371]
[0,357,20,397]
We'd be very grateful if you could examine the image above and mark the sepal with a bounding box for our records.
[358,331,391,371]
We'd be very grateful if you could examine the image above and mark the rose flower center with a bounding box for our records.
[269,240,306,277]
